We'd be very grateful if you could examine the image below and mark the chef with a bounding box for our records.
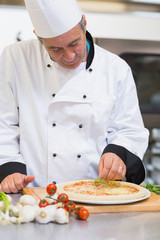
[0,0,149,193]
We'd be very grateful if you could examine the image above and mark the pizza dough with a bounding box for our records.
[57,180,147,201]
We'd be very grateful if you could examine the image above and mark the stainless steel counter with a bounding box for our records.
[1,193,160,240]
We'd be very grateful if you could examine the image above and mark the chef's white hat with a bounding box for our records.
[24,0,82,38]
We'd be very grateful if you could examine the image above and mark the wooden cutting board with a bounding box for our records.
[22,187,160,213]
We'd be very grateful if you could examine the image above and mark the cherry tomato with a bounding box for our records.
[46,183,57,196]
[65,201,76,212]
[75,206,85,215]
[78,207,89,220]
[57,193,69,203]
[39,199,49,208]
[75,207,89,220]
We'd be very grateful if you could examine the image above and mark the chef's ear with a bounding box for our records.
[33,30,42,43]
[82,14,87,32]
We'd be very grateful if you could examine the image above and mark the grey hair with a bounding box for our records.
[79,17,85,32]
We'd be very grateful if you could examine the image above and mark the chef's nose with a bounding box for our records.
[63,49,75,61]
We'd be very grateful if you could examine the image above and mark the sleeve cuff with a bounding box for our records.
[102,144,145,184]
[0,162,27,183]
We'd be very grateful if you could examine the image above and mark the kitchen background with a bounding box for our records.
[0,0,160,184]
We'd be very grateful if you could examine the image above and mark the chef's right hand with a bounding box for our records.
[0,173,35,193]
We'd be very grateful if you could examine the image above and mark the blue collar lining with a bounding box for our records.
[87,40,90,54]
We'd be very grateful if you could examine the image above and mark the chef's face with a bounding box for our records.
[40,16,87,70]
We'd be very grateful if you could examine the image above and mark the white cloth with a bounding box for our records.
[0,39,149,187]
[52,61,86,91]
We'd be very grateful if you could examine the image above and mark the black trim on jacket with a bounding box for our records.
[0,162,27,183]
[102,144,145,184]
[86,31,94,69]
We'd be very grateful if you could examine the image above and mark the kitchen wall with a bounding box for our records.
[0,5,35,54]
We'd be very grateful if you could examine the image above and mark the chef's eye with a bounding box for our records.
[70,42,79,47]
[52,48,60,52]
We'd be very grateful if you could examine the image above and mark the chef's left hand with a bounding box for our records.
[99,153,126,181]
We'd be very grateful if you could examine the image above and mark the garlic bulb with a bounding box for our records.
[35,205,57,224]
[54,208,69,224]
[19,195,37,206]
[17,205,37,223]
[11,203,23,217]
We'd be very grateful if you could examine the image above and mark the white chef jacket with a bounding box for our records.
[0,37,149,187]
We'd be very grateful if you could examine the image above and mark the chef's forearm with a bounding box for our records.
[0,162,27,183]
[102,144,145,184]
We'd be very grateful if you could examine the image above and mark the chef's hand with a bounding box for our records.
[99,153,126,181]
[0,173,35,193]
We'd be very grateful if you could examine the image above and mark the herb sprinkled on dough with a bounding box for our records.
[94,178,106,185]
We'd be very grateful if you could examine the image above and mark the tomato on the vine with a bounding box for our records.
[75,206,84,214]
[78,208,89,220]
[46,183,57,196]
[65,201,76,212]
[75,207,89,220]
[51,201,59,205]
[57,193,69,203]
[39,199,49,208]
